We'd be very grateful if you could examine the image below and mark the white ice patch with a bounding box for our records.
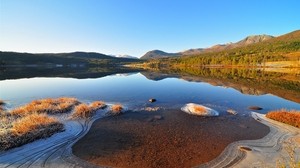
[181,103,219,116]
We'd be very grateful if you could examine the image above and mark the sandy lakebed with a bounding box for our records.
[72,109,269,168]
[0,108,299,168]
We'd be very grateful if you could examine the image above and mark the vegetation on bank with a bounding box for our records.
[266,109,300,128]
[0,111,64,150]
[71,101,106,119]
[0,98,108,151]
[108,104,123,115]
[0,51,141,67]
[10,97,80,116]
[145,30,300,68]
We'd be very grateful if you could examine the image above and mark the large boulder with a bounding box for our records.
[181,103,219,116]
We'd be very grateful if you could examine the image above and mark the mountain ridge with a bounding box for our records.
[0,51,141,66]
[140,34,275,59]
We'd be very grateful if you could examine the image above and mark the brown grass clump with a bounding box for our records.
[110,104,123,115]
[10,97,79,116]
[89,101,107,111]
[266,109,300,128]
[71,101,107,119]
[71,104,93,119]
[12,113,59,135]
[0,113,64,151]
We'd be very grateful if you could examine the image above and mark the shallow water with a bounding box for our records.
[0,67,299,115]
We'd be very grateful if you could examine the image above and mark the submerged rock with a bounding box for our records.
[149,98,156,103]
[248,106,263,110]
[227,109,238,115]
[147,115,163,122]
[181,103,219,116]
[141,107,160,112]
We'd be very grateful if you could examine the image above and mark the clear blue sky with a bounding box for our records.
[0,0,299,57]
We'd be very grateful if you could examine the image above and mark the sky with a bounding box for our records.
[0,0,299,58]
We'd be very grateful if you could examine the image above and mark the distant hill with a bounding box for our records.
[140,50,179,59]
[140,35,274,59]
[149,30,300,67]
[181,35,274,55]
[0,51,141,67]
[112,54,138,59]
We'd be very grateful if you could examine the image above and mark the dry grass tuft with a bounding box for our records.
[71,104,93,119]
[89,101,107,111]
[10,97,79,116]
[266,109,300,128]
[0,98,107,150]
[0,113,63,151]
[71,101,106,119]
[109,104,123,115]
[12,113,59,135]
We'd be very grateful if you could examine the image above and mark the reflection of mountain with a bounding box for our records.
[141,72,266,95]
[140,68,300,103]
[141,72,180,81]
[0,67,141,80]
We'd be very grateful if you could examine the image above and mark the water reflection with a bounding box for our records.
[0,67,299,113]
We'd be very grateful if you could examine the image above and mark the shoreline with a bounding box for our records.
[200,112,300,168]
[0,109,298,168]
[72,109,269,168]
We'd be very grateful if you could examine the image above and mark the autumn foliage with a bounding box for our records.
[266,109,300,128]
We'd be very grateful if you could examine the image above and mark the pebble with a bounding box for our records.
[149,98,156,103]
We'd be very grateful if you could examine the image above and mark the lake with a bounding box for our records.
[1,67,300,114]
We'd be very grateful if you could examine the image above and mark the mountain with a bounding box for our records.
[140,50,180,59]
[113,54,138,59]
[151,30,300,67]
[0,51,141,67]
[140,34,275,59]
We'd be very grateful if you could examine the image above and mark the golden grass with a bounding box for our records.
[71,101,106,119]
[10,97,79,116]
[110,104,123,115]
[266,109,300,128]
[71,104,93,119]
[12,113,59,135]
[0,113,63,151]
[89,101,107,110]
[0,98,107,150]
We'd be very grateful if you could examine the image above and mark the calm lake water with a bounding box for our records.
[1,67,300,115]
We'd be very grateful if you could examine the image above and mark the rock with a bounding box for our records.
[149,98,156,103]
[227,109,238,115]
[181,103,219,116]
[239,146,252,151]
[147,115,163,122]
[141,107,160,112]
[248,106,263,110]
[153,115,163,120]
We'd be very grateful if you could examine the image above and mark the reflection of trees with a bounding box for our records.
[142,67,300,103]
[0,67,140,80]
